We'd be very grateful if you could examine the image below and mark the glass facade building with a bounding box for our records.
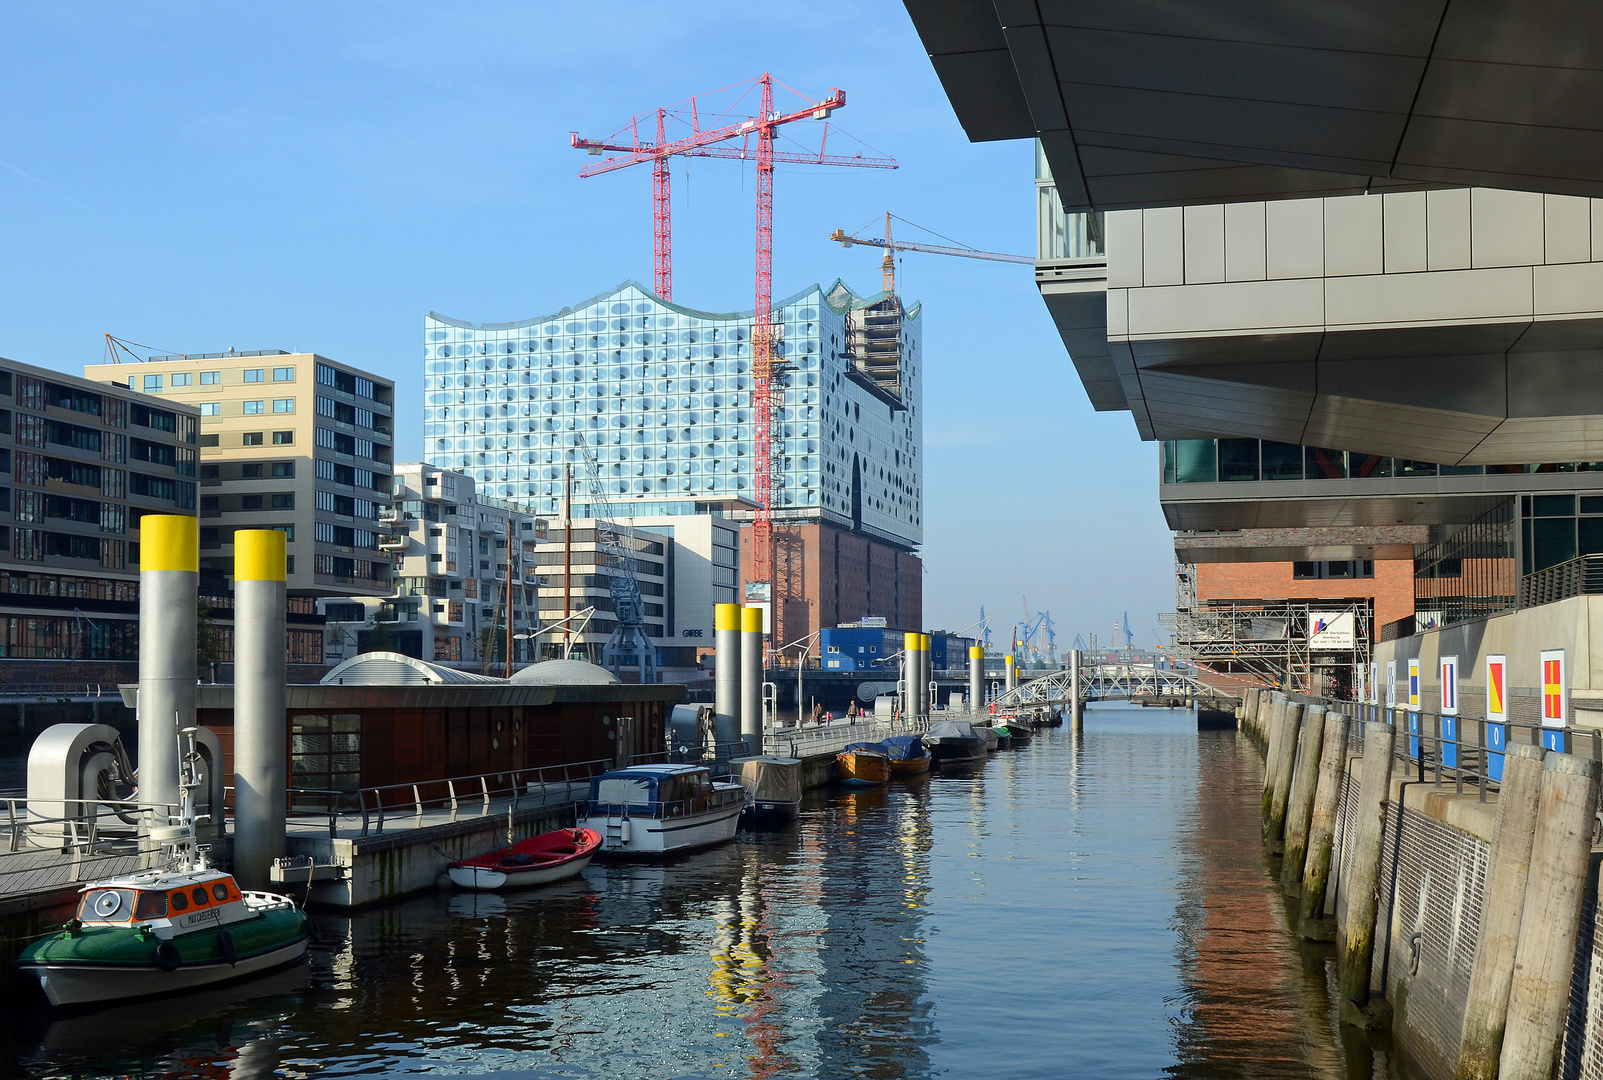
[423,280,923,551]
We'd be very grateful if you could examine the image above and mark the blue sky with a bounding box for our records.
[0,2,1173,650]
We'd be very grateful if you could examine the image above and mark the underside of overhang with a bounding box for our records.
[906,0,1603,211]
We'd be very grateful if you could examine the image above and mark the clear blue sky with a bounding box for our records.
[0,2,1173,650]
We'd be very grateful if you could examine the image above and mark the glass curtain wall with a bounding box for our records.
[1413,499,1517,627]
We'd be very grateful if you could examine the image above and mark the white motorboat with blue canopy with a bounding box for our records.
[576,764,743,855]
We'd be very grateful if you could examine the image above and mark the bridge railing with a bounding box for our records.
[763,714,933,758]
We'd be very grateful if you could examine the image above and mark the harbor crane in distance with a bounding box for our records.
[829,213,1034,295]
[573,74,898,603]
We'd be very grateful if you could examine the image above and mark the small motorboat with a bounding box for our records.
[16,729,309,1009]
[577,764,744,856]
[447,827,601,891]
[838,743,892,786]
[880,734,932,776]
[989,726,1012,750]
[995,719,1032,745]
[923,721,988,765]
[733,756,803,824]
[976,726,1001,753]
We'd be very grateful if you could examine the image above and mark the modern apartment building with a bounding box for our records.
[424,278,925,649]
[84,351,395,605]
[320,463,546,668]
[1,357,198,662]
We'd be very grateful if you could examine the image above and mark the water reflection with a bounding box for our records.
[8,708,1416,1079]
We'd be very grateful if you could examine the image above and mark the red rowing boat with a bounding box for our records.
[447,827,602,891]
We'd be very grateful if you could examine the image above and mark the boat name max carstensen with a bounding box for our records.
[176,907,222,930]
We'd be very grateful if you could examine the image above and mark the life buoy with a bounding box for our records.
[153,941,181,972]
[218,928,238,967]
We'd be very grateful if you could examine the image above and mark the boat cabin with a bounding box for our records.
[74,869,250,935]
[587,765,738,818]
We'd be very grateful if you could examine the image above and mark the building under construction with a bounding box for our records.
[423,278,923,660]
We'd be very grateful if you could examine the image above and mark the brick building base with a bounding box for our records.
[741,522,921,647]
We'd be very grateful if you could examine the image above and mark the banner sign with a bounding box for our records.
[1542,649,1566,728]
[1386,660,1396,708]
[1440,655,1458,716]
[1370,661,1380,706]
[1486,653,1508,782]
[1408,658,1421,713]
[1308,612,1356,650]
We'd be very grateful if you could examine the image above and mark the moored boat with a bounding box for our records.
[733,756,803,824]
[447,828,601,891]
[880,734,932,775]
[976,725,1001,753]
[16,730,309,1009]
[989,726,1012,750]
[577,764,743,856]
[923,720,988,765]
[837,744,892,786]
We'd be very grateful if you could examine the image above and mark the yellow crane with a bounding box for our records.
[829,212,1033,295]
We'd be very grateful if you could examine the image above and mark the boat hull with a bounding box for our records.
[741,798,801,824]
[448,851,595,891]
[925,741,987,765]
[20,935,308,1009]
[889,755,932,776]
[836,750,891,786]
[578,804,741,856]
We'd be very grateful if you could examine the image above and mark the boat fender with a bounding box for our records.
[619,816,631,844]
[218,928,238,967]
[153,941,181,972]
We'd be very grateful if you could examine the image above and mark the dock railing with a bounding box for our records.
[0,794,184,898]
[1306,696,1603,807]
[763,713,934,759]
[354,758,612,837]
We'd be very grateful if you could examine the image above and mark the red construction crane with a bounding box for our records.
[571,77,895,300]
[572,74,897,596]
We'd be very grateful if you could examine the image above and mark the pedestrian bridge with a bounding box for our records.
[994,664,1224,711]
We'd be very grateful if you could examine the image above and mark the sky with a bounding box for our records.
[0,2,1175,652]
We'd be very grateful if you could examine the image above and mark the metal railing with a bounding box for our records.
[585,785,745,822]
[0,683,120,700]
[762,714,933,759]
[0,794,186,899]
[1519,554,1603,608]
[1316,698,1603,805]
[355,758,611,837]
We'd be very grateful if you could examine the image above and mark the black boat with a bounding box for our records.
[922,720,988,765]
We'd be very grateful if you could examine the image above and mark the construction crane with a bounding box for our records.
[830,213,1034,295]
[572,77,897,301]
[574,74,897,601]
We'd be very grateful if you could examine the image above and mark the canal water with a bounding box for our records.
[3,704,1422,1079]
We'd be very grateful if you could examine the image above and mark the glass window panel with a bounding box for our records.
[1349,454,1392,478]
[1217,439,1259,482]
[1261,441,1303,480]
[1533,494,1576,517]
[1440,464,1484,476]
[1581,496,1603,515]
[1304,447,1347,479]
[1173,440,1216,484]
[1580,517,1603,556]
[1532,517,1577,571]
[1394,460,1438,477]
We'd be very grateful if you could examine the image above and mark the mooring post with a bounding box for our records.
[1281,704,1327,893]
[1496,751,1600,1080]
[1455,743,1547,1080]
[1263,694,1287,800]
[1297,708,1351,939]
[1340,719,1399,1027]
[1265,700,1305,854]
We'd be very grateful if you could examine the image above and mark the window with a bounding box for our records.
[200,371,220,385]
[271,493,294,509]
[201,496,220,515]
[273,398,294,413]
[273,431,293,445]
[200,434,219,447]
[200,465,219,480]
[271,462,295,478]
[241,464,261,478]
[243,400,264,414]
[243,369,264,383]
[199,403,220,416]
[242,433,263,446]
[241,495,263,510]
[171,373,191,387]
[143,375,162,392]
[273,368,295,382]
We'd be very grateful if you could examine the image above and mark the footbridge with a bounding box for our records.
[994,663,1236,712]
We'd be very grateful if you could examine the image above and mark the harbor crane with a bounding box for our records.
[829,213,1034,295]
[573,74,898,597]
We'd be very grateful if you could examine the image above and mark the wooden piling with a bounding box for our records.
[1297,708,1350,939]
[1265,701,1304,854]
[1281,705,1327,894]
[1339,719,1397,1027]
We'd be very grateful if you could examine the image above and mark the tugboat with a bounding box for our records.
[16,729,310,1008]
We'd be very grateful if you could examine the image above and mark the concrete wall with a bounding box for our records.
[1373,595,1603,722]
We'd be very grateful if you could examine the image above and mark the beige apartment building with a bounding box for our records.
[84,351,395,610]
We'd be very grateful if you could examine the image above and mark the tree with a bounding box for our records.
[196,597,225,679]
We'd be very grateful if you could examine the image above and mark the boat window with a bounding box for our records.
[191,887,210,906]
[133,891,168,920]
[79,888,135,922]
[170,890,189,911]
[595,777,654,807]
[212,882,231,902]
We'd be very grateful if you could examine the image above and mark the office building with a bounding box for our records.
[320,463,546,668]
[0,357,198,663]
[424,279,924,649]
[84,351,395,607]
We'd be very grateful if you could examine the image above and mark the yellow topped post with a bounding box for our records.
[969,645,985,713]
[233,528,286,581]
[139,514,199,573]
[715,604,742,749]
[232,529,288,889]
[740,606,764,750]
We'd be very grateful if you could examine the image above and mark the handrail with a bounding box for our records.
[355,758,612,837]
[1519,554,1603,608]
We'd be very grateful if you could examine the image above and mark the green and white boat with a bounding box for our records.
[17,730,310,1008]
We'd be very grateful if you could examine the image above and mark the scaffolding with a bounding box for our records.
[1162,562,1371,697]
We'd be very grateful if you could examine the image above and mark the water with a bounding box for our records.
[3,705,1420,1078]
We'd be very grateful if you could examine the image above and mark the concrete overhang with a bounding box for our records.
[1175,526,1429,564]
[1036,258,1119,410]
[906,0,1603,211]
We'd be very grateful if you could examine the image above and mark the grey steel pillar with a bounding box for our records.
[1070,650,1083,729]
[968,646,983,715]
[715,603,741,747]
[740,606,763,752]
[903,633,919,718]
[138,514,198,813]
[232,530,286,890]
[917,633,931,718]
[1004,655,1016,701]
